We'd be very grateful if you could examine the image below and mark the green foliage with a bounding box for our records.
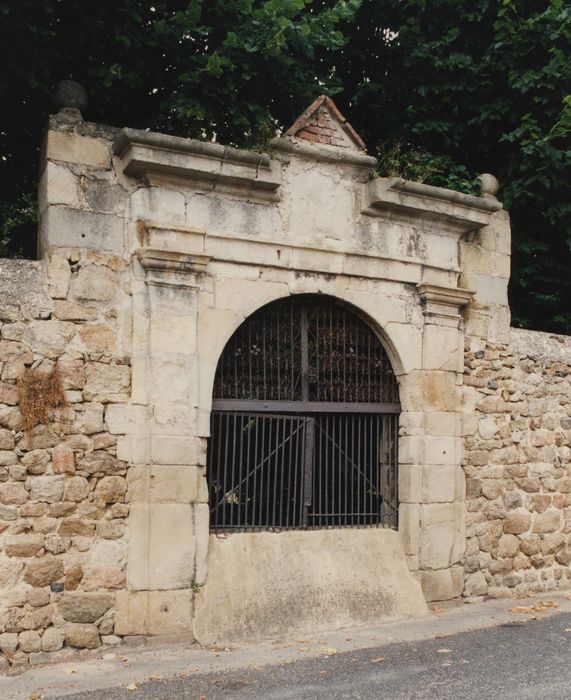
[0,0,569,333]
[375,142,479,195]
[336,0,571,333]
[0,191,36,258]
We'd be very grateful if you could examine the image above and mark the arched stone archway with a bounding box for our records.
[207,293,401,532]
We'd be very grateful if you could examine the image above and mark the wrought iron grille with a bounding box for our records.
[208,296,400,531]
[214,296,399,406]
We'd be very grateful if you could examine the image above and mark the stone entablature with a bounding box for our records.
[0,95,567,668]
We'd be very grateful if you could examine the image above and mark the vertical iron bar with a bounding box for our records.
[277,309,281,400]
[271,417,280,527]
[315,307,320,401]
[258,415,266,526]
[301,304,309,402]
[303,417,314,527]
[279,417,287,527]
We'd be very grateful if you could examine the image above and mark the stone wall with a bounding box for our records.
[463,328,571,598]
[0,254,131,668]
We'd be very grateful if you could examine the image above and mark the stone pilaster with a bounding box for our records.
[116,247,209,637]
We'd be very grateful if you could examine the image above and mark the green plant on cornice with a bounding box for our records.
[374,141,480,195]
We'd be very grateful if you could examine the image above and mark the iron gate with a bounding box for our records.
[208,296,400,531]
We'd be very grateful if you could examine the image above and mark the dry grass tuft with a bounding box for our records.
[18,365,67,431]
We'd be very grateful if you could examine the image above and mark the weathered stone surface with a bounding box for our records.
[64,476,91,502]
[0,559,24,587]
[18,630,41,653]
[44,534,71,554]
[24,557,64,587]
[29,475,66,503]
[0,504,18,520]
[78,451,123,476]
[0,632,18,653]
[81,565,125,591]
[27,588,50,608]
[58,592,114,623]
[65,623,101,649]
[0,428,15,450]
[83,364,130,402]
[58,519,95,537]
[20,605,53,630]
[20,449,50,475]
[464,571,488,596]
[96,520,125,539]
[71,265,118,304]
[84,403,104,434]
[5,534,44,557]
[64,564,83,591]
[0,449,18,465]
[541,532,564,555]
[503,510,531,535]
[0,482,28,505]
[52,444,75,474]
[532,508,561,534]
[41,626,64,652]
[497,534,519,559]
[0,340,33,364]
[95,476,126,504]
[53,300,98,321]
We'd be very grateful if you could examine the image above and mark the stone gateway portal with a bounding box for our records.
[0,91,568,660]
[208,295,400,531]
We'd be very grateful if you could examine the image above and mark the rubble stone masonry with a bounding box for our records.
[0,254,131,668]
[463,329,571,598]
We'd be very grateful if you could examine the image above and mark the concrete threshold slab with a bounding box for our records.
[3,591,571,699]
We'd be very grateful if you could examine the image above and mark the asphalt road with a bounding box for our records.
[58,612,571,700]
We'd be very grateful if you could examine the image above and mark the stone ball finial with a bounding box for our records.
[53,80,88,114]
[479,173,500,200]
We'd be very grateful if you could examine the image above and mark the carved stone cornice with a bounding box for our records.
[135,247,210,289]
[417,283,474,321]
[113,128,281,202]
[364,178,503,236]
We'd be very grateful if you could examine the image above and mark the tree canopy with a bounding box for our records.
[0,0,569,332]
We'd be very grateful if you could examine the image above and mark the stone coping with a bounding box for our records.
[112,128,282,198]
[389,178,503,214]
[510,326,571,362]
[269,136,378,169]
[365,177,502,233]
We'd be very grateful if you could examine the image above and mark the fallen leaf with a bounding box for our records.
[371,657,385,664]
[508,600,560,614]
[507,606,535,613]
[126,683,137,691]
[436,648,452,654]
